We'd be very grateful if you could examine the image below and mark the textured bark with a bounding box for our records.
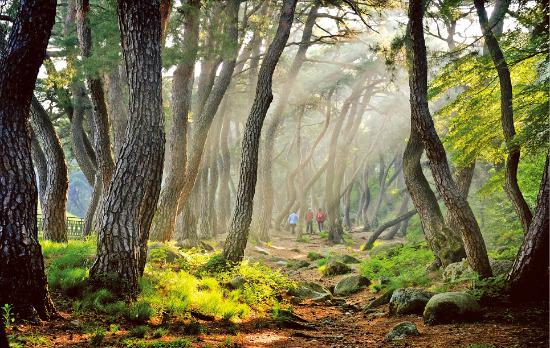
[384,194,410,240]
[474,0,532,234]
[403,121,465,266]
[507,151,549,299]
[444,162,476,234]
[70,83,97,186]
[360,166,372,231]
[223,0,297,263]
[218,115,232,233]
[104,66,129,162]
[30,97,69,242]
[408,0,492,278]
[149,0,199,241]
[371,152,397,228]
[89,0,165,294]
[30,127,47,208]
[0,0,57,321]
[258,1,320,238]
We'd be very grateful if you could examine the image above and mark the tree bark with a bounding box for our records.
[223,0,297,263]
[30,96,69,242]
[507,150,549,299]
[0,0,57,322]
[104,66,129,162]
[408,0,492,278]
[89,0,165,294]
[474,0,532,234]
[364,208,418,249]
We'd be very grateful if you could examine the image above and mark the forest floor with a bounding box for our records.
[5,229,549,348]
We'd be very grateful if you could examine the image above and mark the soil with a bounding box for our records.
[6,229,549,347]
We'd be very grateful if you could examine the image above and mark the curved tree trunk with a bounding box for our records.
[218,114,232,233]
[507,151,549,299]
[0,0,57,322]
[30,97,69,242]
[474,0,532,234]
[104,66,129,162]
[364,208,418,249]
[149,0,199,242]
[384,194,410,240]
[30,127,48,207]
[408,0,492,278]
[90,0,165,294]
[223,0,297,263]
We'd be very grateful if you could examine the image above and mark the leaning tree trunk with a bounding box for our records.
[104,66,129,162]
[474,0,532,234]
[507,151,549,300]
[89,0,165,295]
[223,0,297,263]
[218,114,232,233]
[0,0,57,322]
[30,97,69,242]
[408,0,492,278]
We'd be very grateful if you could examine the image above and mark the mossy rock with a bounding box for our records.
[287,281,332,301]
[369,242,404,258]
[389,288,436,315]
[334,275,371,296]
[339,254,361,264]
[384,321,419,341]
[147,243,186,264]
[423,292,481,325]
[325,256,352,276]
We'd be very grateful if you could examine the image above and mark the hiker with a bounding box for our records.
[316,208,326,233]
[288,212,299,235]
[306,208,314,234]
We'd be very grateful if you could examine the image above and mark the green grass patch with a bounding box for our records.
[296,236,311,243]
[359,243,434,288]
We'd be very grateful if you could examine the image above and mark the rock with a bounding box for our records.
[369,242,404,258]
[276,261,289,267]
[489,259,513,277]
[307,252,325,261]
[229,277,248,289]
[288,281,333,302]
[200,240,214,251]
[334,244,346,249]
[363,287,396,311]
[147,243,186,264]
[290,248,301,252]
[325,257,352,276]
[176,239,198,250]
[340,254,361,264]
[384,322,419,341]
[334,275,371,296]
[254,246,270,255]
[294,260,311,269]
[369,312,386,318]
[378,276,391,286]
[267,256,289,263]
[443,258,514,282]
[312,293,332,302]
[423,292,482,325]
[389,288,436,315]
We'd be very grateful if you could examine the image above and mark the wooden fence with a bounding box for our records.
[37,214,84,238]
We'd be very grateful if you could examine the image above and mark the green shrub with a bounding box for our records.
[129,325,149,338]
[89,327,106,347]
[359,243,434,288]
[125,338,192,348]
[296,236,311,243]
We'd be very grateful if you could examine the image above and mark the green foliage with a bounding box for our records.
[488,246,520,261]
[296,236,311,243]
[151,327,169,339]
[125,338,192,348]
[2,304,14,329]
[148,248,170,264]
[468,274,509,302]
[129,326,150,338]
[359,243,434,288]
[89,327,106,348]
[319,232,328,239]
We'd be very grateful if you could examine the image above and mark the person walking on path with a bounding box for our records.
[316,208,326,233]
[288,212,299,235]
[306,208,314,234]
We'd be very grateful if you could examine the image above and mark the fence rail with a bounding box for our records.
[37,214,84,238]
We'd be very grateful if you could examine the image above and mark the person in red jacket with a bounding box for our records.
[306,208,314,234]
[316,208,326,233]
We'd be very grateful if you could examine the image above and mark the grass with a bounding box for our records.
[296,236,311,243]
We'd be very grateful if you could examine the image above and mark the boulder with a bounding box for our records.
[384,322,419,341]
[325,257,352,276]
[228,277,248,289]
[147,243,186,264]
[423,292,482,325]
[334,275,371,296]
[307,251,325,261]
[340,254,361,264]
[276,261,288,267]
[443,258,514,282]
[253,246,270,255]
[389,288,436,315]
[369,242,404,258]
[362,288,396,311]
[287,281,333,302]
[294,260,311,269]
[489,259,513,277]
[267,256,289,263]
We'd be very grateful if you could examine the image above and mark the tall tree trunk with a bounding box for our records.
[258,1,320,238]
[90,0,165,294]
[408,0,492,278]
[0,0,57,322]
[149,0,199,242]
[507,151,549,299]
[223,0,297,263]
[70,83,97,186]
[474,0,532,234]
[384,194,410,240]
[218,115,232,233]
[104,66,129,162]
[361,165,372,231]
[30,127,47,208]
[30,97,69,242]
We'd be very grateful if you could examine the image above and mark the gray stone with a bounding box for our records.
[325,257,352,276]
[489,259,513,277]
[334,275,371,296]
[267,256,289,263]
[443,258,514,282]
[229,277,248,289]
[389,288,436,315]
[334,244,346,249]
[254,246,270,255]
[362,287,396,311]
[276,261,289,267]
[378,276,391,286]
[294,260,311,269]
[369,242,404,258]
[423,292,482,325]
[384,322,419,341]
[287,281,333,302]
[307,251,325,260]
[147,243,186,264]
[340,254,361,264]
